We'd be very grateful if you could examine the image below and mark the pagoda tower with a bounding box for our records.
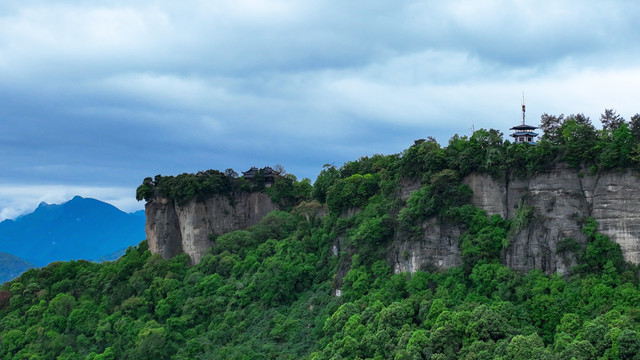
[510,95,538,144]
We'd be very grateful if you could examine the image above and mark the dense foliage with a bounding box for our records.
[136,168,312,209]
[135,169,245,205]
[400,111,640,184]
[4,110,640,359]
[1,214,639,359]
[1,209,339,359]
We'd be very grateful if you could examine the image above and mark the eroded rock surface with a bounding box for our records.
[389,218,462,274]
[146,192,279,264]
[591,171,640,264]
[146,165,640,274]
[390,165,640,274]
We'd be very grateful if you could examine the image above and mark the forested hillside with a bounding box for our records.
[2,111,640,359]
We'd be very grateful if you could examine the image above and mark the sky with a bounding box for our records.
[1,0,640,220]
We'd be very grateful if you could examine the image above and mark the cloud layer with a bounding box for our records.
[1,0,640,219]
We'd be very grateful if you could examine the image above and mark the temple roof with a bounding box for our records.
[511,131,539,136]
[510,124,538,130]
[242,166,278,178]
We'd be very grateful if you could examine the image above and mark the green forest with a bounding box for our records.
[2,111,640,359]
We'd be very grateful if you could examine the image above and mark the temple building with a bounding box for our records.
[510,97,538,144]
[242,166,279,187]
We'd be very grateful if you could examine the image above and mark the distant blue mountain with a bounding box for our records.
[0,196,146,267]
[130,209,146,217]
[0,252,33,284]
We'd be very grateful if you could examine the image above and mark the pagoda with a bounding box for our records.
[510,95,538,144]
[242,166,279,187]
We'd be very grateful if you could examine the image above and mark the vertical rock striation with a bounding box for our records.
[389,218,462,274]
[390,165,640,275]
[501,164,590,274]
[591,171,640,264]
[145,192,279,264]
[145,165,640,275]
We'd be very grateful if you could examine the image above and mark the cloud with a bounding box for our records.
[1,0,640,218]
[406,1,640,67]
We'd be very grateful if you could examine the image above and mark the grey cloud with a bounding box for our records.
[1,0,640,219]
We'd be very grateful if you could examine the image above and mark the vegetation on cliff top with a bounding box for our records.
[3,109,640,359]
[137,110,640,210]
[136,168,313,209]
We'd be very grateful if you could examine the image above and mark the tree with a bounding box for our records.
[1,329,26,356]
[505,334,550,360]
[401,138,446,178]
[560,340,596,360]
[274,164,286,175]
[560,114,597,167]
[136,177,155,201]
[325,173,379,213]
[47,293,76,318]
[629,114,640,142]
[405,330,431,359]
[580,218,626,274]
[616,329,640,360]
[540,113,564,144]
[224,168,238,178]
[598,123,633,169]
[313,164,339,203]
[132,322,171,360]
[600,109,625,132]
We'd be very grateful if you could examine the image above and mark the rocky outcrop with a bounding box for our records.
[146,197,183,260]
[146,165,640,275]
[145,192,279,264]
[389,218,462,274]
[590,172,640,264]
[501,165,590,274]
[390,165,640,275]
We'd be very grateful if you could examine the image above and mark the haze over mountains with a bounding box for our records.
[0,252,33,284]
[0,196,145,274]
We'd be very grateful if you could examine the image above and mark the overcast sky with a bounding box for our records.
[1,0,640,220]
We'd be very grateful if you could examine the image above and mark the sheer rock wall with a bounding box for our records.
[391,165,640,275]
[145,192,279,264]
[145,165,640,274]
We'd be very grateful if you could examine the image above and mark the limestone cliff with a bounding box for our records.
[145,164,640,275]
[145,192,279,264]
[388,218,462,274]
[390,164,640,275]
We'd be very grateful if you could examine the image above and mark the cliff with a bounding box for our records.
[390,164,640,275]
[145,164,640,274]
[145,192,279,264]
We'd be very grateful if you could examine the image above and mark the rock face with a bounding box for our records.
[500,166,591,274]
[145,192,279,264]
[389,218,462,274]
[390,165,640,275]
[146,165,640,275]
[591,172,640,264]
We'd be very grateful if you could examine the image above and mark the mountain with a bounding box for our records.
[0,252,33,284]
[0,196,145,267]
[3,120,640,359]
[130,209,146,218]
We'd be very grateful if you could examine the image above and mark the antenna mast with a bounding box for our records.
[521,92,526,125]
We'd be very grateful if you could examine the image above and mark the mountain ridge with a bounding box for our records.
[0,196,145,267]
[0,252,33,284]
